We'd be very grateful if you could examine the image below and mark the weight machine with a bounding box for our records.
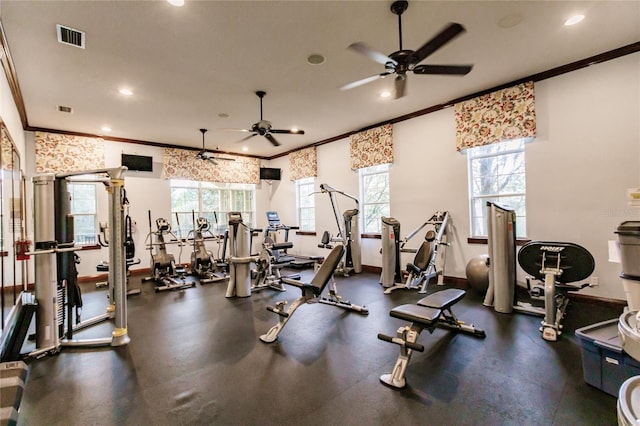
[28,168,130,358]
[143,212,193,292]
[95,191,141,296]
[380,211,449,294]
[225,212,258,298]
[316,183,361,276]
[187,212,228,284]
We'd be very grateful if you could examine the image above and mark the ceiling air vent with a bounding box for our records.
[57,105,73,114]
[56,24,85,49]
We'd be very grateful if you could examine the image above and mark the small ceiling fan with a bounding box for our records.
[340,0,473,99]
[196,128,234,165]
[225,91,304,147]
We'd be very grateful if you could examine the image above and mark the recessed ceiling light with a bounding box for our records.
[167,0,184,6]
[242,147,248,152]
[379,91,392,99]
[119,88,133,96]
[218,113,229,118]
[564,14,585,26]
[307,54,325,65]
[497,14,523,29]
[101,126,112,132]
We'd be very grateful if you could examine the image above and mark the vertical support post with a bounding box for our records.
[108,176,130,346]
[32,174,59,352]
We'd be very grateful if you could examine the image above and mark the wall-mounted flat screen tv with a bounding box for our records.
[121,154,153,172]
[260,167,281,181]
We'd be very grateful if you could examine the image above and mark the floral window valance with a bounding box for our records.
[454,81,536,151]
[162,148,259,184]
[35,131,105,173]
[349,124,393,170]
[289,146,317,181]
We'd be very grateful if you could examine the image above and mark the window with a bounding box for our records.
[296,177,315,231]
[467,139,527,238]
[170,180,255,235]
[359,163,390,234]
[68,183,97,245]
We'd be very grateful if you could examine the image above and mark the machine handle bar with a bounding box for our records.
[377,333,424,352]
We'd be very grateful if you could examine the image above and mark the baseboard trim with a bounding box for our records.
[568,292,627,309]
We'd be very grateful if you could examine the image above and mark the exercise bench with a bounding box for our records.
[378,288,485,389]
[260,244,368,343]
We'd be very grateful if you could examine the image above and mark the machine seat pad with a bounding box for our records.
[406,263,423,275]
[418,289,465,309]
[390,304,442,325]
[272,242,294,251]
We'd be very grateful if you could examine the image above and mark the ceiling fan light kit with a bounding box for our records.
[341,0,473,99]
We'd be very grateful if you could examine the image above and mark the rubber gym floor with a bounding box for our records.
[8,270,622,425]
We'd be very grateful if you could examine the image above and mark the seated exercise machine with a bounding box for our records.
[260,244,369,343]
[517,241,594,341]
[264,211,322,269]
[482,202,592,341]
[95,196,141,295]
[378,288,486,389]
[316,184,361,276]
[187,212,228,284]
[143,212,193,292]
[381,211,449,294]
[251,211,312,293]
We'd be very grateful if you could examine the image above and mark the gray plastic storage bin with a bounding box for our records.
[575,318,640,396]
[616,221,640,278]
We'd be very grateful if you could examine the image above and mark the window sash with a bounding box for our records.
[360,164,390,234]
[68,183,97,246]
[467,142,526,238]
[296,177,315,231]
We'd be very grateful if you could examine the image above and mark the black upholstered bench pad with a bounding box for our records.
[389,304,441,325]
[418,288,465,309]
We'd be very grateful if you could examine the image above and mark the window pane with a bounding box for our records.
[74,215,96,244]
[363,204,390,233]
[171,188,198,212]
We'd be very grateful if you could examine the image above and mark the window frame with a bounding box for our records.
[466,139,527,238]
[295,177,315,232]
[68,182,98,246]
[358,163,391,235]
[170,180,255,235]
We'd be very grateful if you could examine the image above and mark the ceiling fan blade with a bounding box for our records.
[348,42,397,66]
[413,64,473,75]
[222,128,252,133]
[410,23,466,65]
[264,133,281,147]
[270,129,305,135]
[236,133,258,143]
[394,75,407,99]
[340,72,391,91]
[214,157,235,162]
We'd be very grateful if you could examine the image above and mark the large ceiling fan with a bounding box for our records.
[341,0,473,99]
[226,91,305,147]
[196,128,235,165]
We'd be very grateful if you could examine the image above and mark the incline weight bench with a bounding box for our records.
[378,288,485,389]
[260,244,369,343]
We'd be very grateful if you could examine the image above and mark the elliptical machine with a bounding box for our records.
[143,212,193,292]
[188,212,228,284]
[380,211,449,294]
[317,183,361,276]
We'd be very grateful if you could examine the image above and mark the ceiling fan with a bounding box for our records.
[340,0,473,99]
[226,91,304,147]
[196,128,235,165]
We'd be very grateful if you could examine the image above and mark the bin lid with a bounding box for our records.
[616,221,640,234]
[575,318,622,351]
[619,376,640,425]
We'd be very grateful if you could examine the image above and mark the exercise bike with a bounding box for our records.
[187,213,228,284]
[143,212,194,292]
[380,211,449,294]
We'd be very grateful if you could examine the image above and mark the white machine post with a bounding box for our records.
[226,212,254,298]
[484,202,516,313]
[32,174,60,354]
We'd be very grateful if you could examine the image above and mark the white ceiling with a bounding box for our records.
[2,1,639,158]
